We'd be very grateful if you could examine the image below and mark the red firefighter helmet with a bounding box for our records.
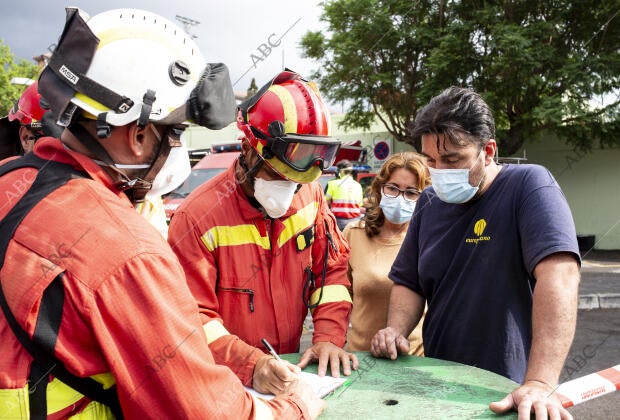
[237,70,341,184]
[8,82,45,133]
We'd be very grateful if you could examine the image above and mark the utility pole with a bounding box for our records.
[175,15,200,40]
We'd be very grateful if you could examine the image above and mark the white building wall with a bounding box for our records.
[514,134,620,250]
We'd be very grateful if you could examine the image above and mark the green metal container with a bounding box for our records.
[283,352,518,419]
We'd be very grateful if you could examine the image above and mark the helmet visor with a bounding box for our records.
[278,135,341,172]
[252,127,341,172]
[8,105,32,125]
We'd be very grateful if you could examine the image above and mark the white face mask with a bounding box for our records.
[253,177,298,218]
[147,143,191,197]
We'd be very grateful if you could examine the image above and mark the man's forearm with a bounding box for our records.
[526,253,580,385]
[387,284,425,337]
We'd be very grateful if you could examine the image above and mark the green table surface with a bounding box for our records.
[282,352,518,419]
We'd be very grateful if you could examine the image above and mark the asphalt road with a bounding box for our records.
[563,308,620,419]
[580,250,620,296]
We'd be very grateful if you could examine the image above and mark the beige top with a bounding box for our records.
[343,220,424,355]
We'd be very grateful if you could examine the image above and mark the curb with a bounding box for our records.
[578,294,620,310]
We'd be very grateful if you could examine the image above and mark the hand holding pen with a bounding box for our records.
[259,339,326,418]
[252,338,301,396]
[262,338,283,362]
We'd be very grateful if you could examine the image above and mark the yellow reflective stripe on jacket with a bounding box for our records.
[47,378,89,414]
[252,395,275,420]
[90,373,116,390]
[201,225,270,252]
[203,320,231,344]
[309,284,352,307]
[0,385,28,418]
[62,401,114,419]
[277,202,318,248]
[50,373,116,417]
[0,376,116,419]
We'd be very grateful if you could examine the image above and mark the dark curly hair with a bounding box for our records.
[363,152,430,237]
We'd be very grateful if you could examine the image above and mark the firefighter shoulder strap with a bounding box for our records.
[0,153,123,419]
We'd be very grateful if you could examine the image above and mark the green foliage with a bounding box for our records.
[301,0,620,154]
[0,40,39,116]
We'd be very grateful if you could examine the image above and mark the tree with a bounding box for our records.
[301,0,620,154]
[0,40,39,116]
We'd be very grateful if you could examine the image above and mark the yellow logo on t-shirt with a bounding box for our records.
[474,219,487,236]
[466,218,491,244]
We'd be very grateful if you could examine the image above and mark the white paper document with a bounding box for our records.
[244,371,347,400]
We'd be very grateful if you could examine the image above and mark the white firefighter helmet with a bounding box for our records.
[40,8,206,127]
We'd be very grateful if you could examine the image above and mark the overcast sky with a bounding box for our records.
[0,0,327,96]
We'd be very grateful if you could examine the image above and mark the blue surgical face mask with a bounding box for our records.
[380,194,417,224]
[428,155,484,204]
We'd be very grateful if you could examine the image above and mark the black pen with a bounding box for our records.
[261,338,282,362]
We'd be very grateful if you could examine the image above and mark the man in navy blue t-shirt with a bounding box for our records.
[370,87,580,420]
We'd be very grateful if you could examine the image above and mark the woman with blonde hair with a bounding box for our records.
[344,152,430,355]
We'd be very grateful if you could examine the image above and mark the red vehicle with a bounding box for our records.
[163,150,239,220]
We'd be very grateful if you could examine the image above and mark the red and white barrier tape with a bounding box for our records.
[555,364,620,407]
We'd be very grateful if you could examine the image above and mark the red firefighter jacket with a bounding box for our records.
[0,138,307,419]
[168,162,352,378]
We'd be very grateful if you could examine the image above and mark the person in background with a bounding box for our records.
[344,152,430,355]
[169,70,358,394]
[371,86,580,420]
[0,82,47,158]
[326,159,364,230]
[0,8,323,418]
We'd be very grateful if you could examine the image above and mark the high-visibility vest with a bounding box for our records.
[325,175,363,219]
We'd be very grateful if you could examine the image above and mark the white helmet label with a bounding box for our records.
[59,65,79,85]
